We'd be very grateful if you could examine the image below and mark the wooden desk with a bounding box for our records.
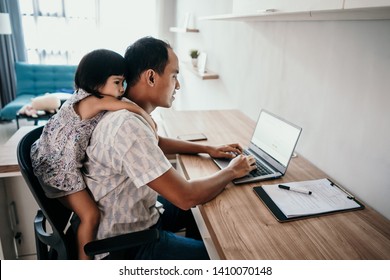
[160,109,390,259]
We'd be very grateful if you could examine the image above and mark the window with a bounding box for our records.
[19,0,158,65]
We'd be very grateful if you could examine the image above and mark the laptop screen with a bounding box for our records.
[251,110,301,167]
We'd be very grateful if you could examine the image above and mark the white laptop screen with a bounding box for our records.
[251,111,301,167]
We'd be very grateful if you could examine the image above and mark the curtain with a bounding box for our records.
[0,0,25,110]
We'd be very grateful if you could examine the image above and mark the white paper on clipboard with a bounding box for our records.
[262,178,361,218]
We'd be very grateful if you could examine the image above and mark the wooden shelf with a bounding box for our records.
[199,6,390,21]
[169,27,199,33]
[185,63,219,80]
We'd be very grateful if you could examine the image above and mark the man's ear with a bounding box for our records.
[146,69,155,87]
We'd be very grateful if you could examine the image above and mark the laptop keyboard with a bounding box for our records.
[243,150,273,177]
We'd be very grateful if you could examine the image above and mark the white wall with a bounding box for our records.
[166,0,390,219]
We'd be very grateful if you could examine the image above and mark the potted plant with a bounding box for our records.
[189,49,199,67]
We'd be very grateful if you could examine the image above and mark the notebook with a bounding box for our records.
[212,109,302,184]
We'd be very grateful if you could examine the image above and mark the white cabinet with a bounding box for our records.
[344,0,390,8]
[2,176,39,259]
[232,0,343,14]
[0,179,16,260]
[0,126,39,259]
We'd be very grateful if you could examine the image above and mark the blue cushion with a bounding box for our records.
[15,62,77,97]
[0,62,77,121]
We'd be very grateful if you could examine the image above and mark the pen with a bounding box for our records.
[278,184,312,195]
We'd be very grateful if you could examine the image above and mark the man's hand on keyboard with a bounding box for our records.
[207,143,243,159]
[227,154,257,178]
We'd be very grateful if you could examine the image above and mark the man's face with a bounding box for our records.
[154,48,180,108]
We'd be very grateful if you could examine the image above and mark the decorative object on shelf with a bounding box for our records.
[184,12,197,30]
[197,52,207,74]
[189,49,199,67]
[169,12,199,33]
[185,62,219,80]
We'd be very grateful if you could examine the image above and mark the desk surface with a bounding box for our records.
[0,126,36,175]
[160,109,390,259]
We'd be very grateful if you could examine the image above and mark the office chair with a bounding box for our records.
[17,126,159,259]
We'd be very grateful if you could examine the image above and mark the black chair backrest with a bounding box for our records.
[17,126,77,259]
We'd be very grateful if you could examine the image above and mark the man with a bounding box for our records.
[83,37,256,259]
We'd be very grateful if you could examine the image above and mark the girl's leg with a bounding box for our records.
[59,189,100,260]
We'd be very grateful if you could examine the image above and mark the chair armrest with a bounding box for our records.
[84,229,160,257]
[34,210,62,246]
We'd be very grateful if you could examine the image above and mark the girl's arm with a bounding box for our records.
[75,95,157,134]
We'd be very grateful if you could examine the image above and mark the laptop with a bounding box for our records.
[212,109,302,184]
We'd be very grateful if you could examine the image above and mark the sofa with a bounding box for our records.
[0,62,77,121]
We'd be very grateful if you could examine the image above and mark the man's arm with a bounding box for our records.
[147,154,256,210]
[158,136,242,158]
[158,136,210,154]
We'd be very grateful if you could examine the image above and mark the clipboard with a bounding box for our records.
[253,178,365,222]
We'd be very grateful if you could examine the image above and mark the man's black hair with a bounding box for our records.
[124,36,171,87]
[74,49,126,98]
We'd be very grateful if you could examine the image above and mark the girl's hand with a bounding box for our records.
[207,143,243,159]
[126,101,158,139]
[141,113,159,139]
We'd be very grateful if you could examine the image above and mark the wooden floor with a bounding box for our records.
[0,119,47,145]
[0,120,20,145]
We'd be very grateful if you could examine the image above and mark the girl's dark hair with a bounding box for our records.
[74,49,126,98]
[124,36,171,87]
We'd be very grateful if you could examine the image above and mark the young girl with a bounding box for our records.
[30,49,157,260]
